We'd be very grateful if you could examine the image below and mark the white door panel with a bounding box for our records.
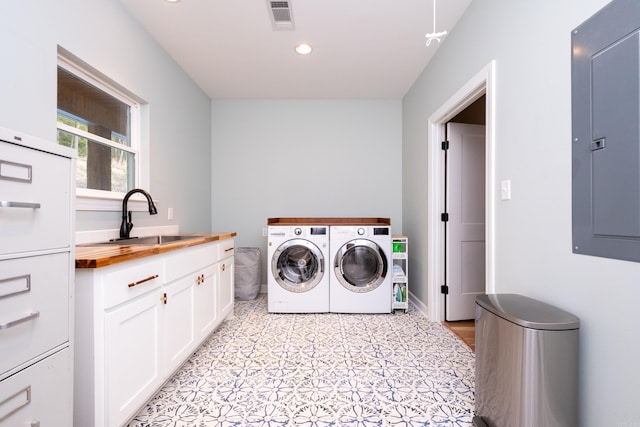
[446,123,486,321]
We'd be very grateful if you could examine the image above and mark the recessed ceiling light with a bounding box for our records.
[295,43,313,55]
[165,0,181,3]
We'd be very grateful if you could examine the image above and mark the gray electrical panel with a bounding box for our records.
[572,0,640,263]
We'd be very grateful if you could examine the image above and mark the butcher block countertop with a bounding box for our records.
[76,232,236,269]
[267,217,390,226]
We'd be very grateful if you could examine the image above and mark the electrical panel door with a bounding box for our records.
[572,0,640,262]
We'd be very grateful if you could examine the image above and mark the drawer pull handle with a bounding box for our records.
[0,159,32,183]
[0,201,41,209]
[0,385,31,422]
[0,274,31,299]
[127,274,159,288]
[0,311,40,330]
[224,247,234,252]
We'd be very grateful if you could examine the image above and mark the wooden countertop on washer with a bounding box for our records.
[75,232,236,269]
[267,217,390,226]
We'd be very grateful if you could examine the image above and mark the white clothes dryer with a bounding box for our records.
[329,225,392,313]
[267,225,329,313]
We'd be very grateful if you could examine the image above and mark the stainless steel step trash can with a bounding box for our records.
[473,294,580,427]
[234,247,261,300]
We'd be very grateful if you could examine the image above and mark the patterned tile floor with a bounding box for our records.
[127,295,475,427]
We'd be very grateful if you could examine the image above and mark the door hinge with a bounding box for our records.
[441,285,449,294]
[441,213,449,222]
[441,140,449,150]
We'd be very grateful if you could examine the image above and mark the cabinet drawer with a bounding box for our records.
[103,258,164,310]
[0,142,72,254]
[0,253,70,377]
[219,238,235,259]
[0,347,71,426]
[165,243,218,283]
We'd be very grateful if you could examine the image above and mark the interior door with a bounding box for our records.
[445,123,486,321]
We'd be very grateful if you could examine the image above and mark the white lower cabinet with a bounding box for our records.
[74,238,235,427]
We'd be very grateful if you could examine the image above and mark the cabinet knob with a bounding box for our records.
[221,264,225,272]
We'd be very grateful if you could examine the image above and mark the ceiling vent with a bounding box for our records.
[267,0,295,30]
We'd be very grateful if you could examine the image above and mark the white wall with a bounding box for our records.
[403,0,639,425]
[211,100,402,282]
[0,1,212,234]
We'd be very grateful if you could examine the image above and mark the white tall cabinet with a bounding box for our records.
[0,127,75,426]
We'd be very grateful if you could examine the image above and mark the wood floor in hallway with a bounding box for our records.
[443,320,475,351]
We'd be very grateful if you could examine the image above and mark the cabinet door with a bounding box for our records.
[194,263,218,342]
[218,259,234,320]
[164,276,195,372]
[105,290,164,427]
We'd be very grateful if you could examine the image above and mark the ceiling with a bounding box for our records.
[119,0,472,99]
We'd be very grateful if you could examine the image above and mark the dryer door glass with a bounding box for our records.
[272,239,324,293]
[334,239,388,293]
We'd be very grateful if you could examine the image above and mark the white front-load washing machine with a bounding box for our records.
[329,225,392,313]
[267,225,329,313]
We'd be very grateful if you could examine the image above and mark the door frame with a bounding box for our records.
[426,61,497,322]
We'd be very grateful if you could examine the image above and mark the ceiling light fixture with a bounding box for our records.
[164,0,182,3]
[295,43,313,55]
[425,0,447,46]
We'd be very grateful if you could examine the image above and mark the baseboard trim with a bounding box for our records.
[408,290,429,318]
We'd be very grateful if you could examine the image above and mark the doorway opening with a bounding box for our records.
[426,61,496,322]
[444,104,486,321]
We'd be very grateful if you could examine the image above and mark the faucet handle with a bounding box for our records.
[127,211,134,232]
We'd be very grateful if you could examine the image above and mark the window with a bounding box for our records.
[57,55,142,204]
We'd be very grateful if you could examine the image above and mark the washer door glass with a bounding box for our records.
[272,239,324,293]
[334,239,388,293]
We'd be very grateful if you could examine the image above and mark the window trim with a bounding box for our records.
[57,48,149,212]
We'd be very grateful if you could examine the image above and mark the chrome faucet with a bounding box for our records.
[119,189,158,239]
